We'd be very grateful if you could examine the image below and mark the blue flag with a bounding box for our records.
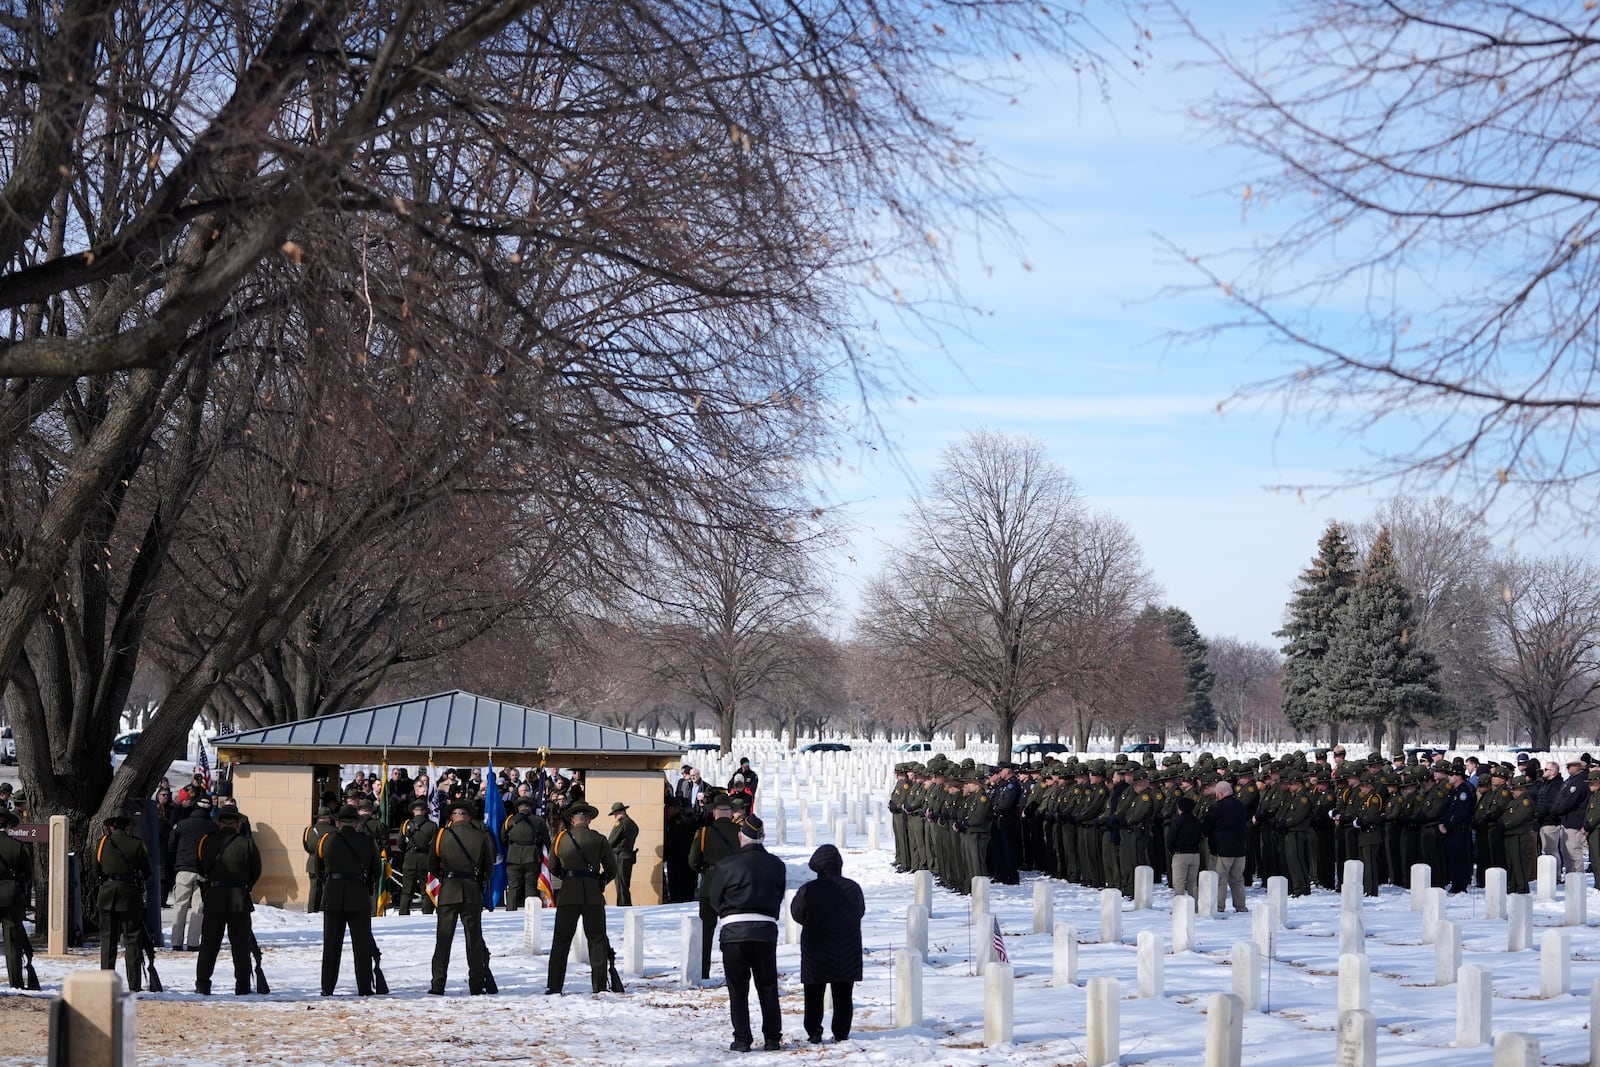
[483,762,508,909]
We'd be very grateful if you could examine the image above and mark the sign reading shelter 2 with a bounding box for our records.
[5,823,49,842]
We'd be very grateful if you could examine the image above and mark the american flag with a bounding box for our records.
[991,916,1009,963]
[197,743,212,789]
[537,843,554,906]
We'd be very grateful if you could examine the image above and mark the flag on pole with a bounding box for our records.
[196,743,212,789]
[991,916,1009,963]
[537,844,554,907]
[427,756,440,823]
[483,761,508,909]
[375,758,394,915]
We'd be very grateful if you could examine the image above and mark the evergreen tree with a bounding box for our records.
[1159,606,1217,740]
[1326,527,1443,751]
[1276,521,1359,738]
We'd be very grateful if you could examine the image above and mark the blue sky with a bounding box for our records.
[813,5,1501,647]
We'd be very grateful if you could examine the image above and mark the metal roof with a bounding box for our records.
[211,690,683,755]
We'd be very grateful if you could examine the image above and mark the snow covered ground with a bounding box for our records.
[5,743,1600,1065]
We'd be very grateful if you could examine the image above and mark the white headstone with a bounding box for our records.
[907,904,929,962]
[1337,952,1369,1014]
[971,876,991,920]
[1267,876,1289,926]
[1136,930,1164,998]
[868,817,880,852]
[1456,964,1491,1047]
[1231,941,1261,1012]
[983,962,1014,1047]
[1421,886,1445,945]
[522,900,543,955]
[1101,888,1123,944]
[1033,880,1053,934]
[914,870,933,914]
[571,925,589,965]
[834,816,849,849]
[1485,867,1506,920]
[1197,870,1219,919]
[1052,922,1078,987]
[1337,910,1365,957]
[1410,863,1431,911]
[784,888,802,944]
[1203,992,1244,1067]
[622,910,645,976]
[1434,918,1460,986]
[1539,928,1570,998]
[679,915,702,987]
[1250,903,1274,960]
[1565,879,1588,926]
[893,948,923,1028]
[1172,894,1196,954]
[1506,893,1532,951]
[1086,976,1121,1067]
[1341,861,1364,913]
[805,821,816,849]
[1336,1008,1376,1067]
[1591,977,1600,1067]
[1536,855,1558,900]
[1493,1033,1540,1067]
[976,911,996,970]
[1134,865,1154,911]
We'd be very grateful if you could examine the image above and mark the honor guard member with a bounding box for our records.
[429,799,495,995]
[301,807,334,915]
[195,807,262,995]
[1439,762,1477,894]
[888,765,913,872]
[318,805,383,995]
[1501,775,1537,894]
[503,796,550,911]
[398,798,438,915]
[0,809,33,988]
[1277,771,1315,896]
[606,802,639,906]
[688,794,741,980]
[988,762,1023,884]
[545,802,619,994]
[957,769,993,881]
[356,798,389,909]
[92,814,152,989]
[1350,773,1386,896]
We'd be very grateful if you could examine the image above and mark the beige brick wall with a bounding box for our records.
[585,770,668,906]
[231,765,316,908]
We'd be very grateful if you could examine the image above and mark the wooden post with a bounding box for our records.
[56,970,131,1067]
[47,815,68,957]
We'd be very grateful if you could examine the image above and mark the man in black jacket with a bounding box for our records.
[706,813,786,1053]
[1555,758,1591,882]
[168,797,213,950]
[1203,781,1250,913]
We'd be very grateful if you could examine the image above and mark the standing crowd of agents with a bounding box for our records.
[891,749,1600,906]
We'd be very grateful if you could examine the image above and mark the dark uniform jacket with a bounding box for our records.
[606,814,639,857]
[688,817,741,899]
[401,815,439,871]
[318,825,382,910]
[303,819,333,876]
[503,811,549,865]
[198,828,261,912]
[551,825,617,907]
[707,843,786,944]
[431,821,494,906]
[169,811,213,873]
[93,830,152,910]
[0,834,33,909]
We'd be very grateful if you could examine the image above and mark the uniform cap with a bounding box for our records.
[740,813,765,838]
[444,799,475,817]
[316,806,334,818]
[194,796,212,809]
[563,802,599,820]
[608,802,629,815]
[337,804,361,820]
[410,798,429,811]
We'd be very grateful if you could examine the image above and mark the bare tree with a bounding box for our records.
[846,636,975,744]
[635,521,831,755]
[1488,554,1600,750]
[1186,3,1600,524]
[1207,637,1282,746]
[858,430,1151,761]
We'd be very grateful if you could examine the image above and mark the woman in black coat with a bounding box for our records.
[788,844,865,1043]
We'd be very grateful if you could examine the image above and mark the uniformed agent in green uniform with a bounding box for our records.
[429,799,495,995]
[0,809,34,987]
[302,807,334,914]
[606,802,639,906]
[545,802,618,995]
[356,798,390,912]
[92,813,151,989]
[398,798,438,915]
[957,770,993,883]
[318,805,383,995]
[195,808,262,995]
[688,794,740,980]
[503,796,549,911]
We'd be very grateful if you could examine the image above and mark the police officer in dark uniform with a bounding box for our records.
[356,798,389,912]
[1439,762,1477,894]
[398,798,438,915]
[688,794,740,981]
[503,796,549,911]
[92,813,151,989]
[0,809,34,988]
[195,807,262,995]
[988,763,1022,884]
[318,805,383,995]
[546,802,618,995]
[429,799,495,995]
[302,806,334,915]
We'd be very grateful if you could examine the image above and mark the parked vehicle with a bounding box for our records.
[897,741,934,752]
[111,730,200,782]
[1122,741,1162,754]
[1,726,13,766]
[686,741,721,752]
[1018,741,1070,758]
[800,742,852,753]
